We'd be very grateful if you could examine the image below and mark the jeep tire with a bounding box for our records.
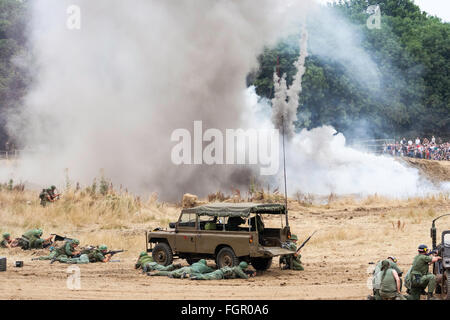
[152,242,173,266]
[216,247,239,268]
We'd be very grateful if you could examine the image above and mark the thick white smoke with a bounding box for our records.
[271,25,309,138]
[246,86,447,198]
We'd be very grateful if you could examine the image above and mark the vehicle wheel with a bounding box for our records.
[186,256,200,265]
[152,242,173,266]
[250,257,273,271]
[216,247,239,268]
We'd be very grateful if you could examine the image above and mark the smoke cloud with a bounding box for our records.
[2,0,447,201]
[2,0,302,199]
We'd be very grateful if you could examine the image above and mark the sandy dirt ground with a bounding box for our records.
[1,198,449,300]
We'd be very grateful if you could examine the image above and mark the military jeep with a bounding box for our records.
[146,203,294,270]
[430,213,450,300]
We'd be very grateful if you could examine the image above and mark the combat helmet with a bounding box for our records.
[239,261,248,269]
[99,244,108,251]
[2,232,10,239]
[290,234,298,241]
[387,256,398,263]
[71,239,80,245]
[418,244,429,254]
[139,251,147,257]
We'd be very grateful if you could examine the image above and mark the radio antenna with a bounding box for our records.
[281,115,289,227]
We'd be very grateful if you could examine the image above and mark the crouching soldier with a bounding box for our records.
[407,244,442,300]
[369,256,402,300]
[379,260,406,300]
[280,235,304,270]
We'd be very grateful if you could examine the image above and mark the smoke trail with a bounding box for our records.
[271,24,309,139]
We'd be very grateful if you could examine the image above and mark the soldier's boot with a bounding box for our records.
[367,295,375,300]
[142,264,149,273]
[181,272,189,279]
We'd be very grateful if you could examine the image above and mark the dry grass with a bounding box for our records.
[0,182,448,258]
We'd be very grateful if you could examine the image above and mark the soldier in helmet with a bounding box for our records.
[60,244,113,264]
[378,260,406,300]
[280,234,304,270]
[1,233,12,248]
[407,244,442,300]
[21,228,53,249]
[368,256,402,300]
[38,238,80,261]
[134,252,182,273]
[48,185,60,200]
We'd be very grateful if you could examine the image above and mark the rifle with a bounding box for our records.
[105,250,126,257]
[51,234,73,242]
[296,230,317,254]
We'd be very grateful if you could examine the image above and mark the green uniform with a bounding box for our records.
[22,229,45,249]
[191,267,230,280]
[152,260,213,278]
[38,240,76,260]
[379,268,406,300]
[1,239,9,248]
[372,260,402,300]
[409,254,436,295]
[225,265,249,279]
[135,254,155,269]
[280,242,304,271]
[191,264,251,280]
[144,262,180,272]
[39,190,49,206]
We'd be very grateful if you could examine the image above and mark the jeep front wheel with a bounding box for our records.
[250,257,273,271]
[152,242,173,266]
[216,247,239,268]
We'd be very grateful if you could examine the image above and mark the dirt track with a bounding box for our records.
[1,199,449,300]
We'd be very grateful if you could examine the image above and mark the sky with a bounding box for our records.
[315,0,450,22]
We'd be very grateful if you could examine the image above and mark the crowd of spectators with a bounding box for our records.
[383,136,450,161]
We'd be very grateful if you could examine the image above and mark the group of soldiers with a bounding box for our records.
[135,252,255,280]
[39,185,60,207]
[0,228,116,264]
[2,225,305,279]
[132,233,304,281]
[35,239,114,264]
[369,244,442,300]
[1,228,53,250]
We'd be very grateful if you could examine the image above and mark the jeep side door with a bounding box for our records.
[174,211,197,253]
